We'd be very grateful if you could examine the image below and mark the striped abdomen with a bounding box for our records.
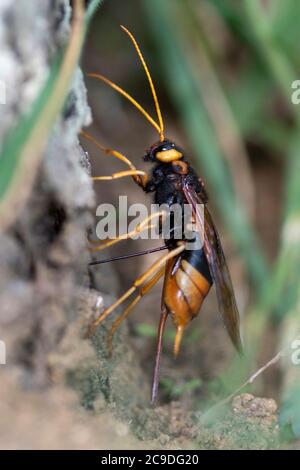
[163,247,213,331]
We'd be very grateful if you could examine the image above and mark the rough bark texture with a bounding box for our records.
[0,0,280,449]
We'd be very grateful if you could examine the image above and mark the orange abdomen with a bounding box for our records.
[163,250,212,331]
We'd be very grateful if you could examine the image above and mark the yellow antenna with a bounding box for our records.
[121,25,165,142]
[88,73,161,136]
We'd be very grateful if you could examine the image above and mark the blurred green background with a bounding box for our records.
[82,0,300,437]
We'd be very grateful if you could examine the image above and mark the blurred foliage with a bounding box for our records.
[280,381,300,438]
[79,0,300,442]
[139,0,300,440]
[86,0,104,25]
[135,322,202,344]
[160,377,203,400]
[135,323,173,340]
[142,0,268,291]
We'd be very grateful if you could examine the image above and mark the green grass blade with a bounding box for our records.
[86,0,104,26]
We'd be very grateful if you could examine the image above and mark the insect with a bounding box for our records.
[84,26,242,403]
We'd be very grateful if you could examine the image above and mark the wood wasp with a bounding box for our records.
[83,26,242,403]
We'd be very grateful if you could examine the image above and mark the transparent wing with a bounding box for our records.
[182,182,243,353]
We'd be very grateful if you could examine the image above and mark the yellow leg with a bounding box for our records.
[81,131,148,188]
[92,169,146,181]
[88,243,185,336]
[89,210,165,252]
[107,267,165,356]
